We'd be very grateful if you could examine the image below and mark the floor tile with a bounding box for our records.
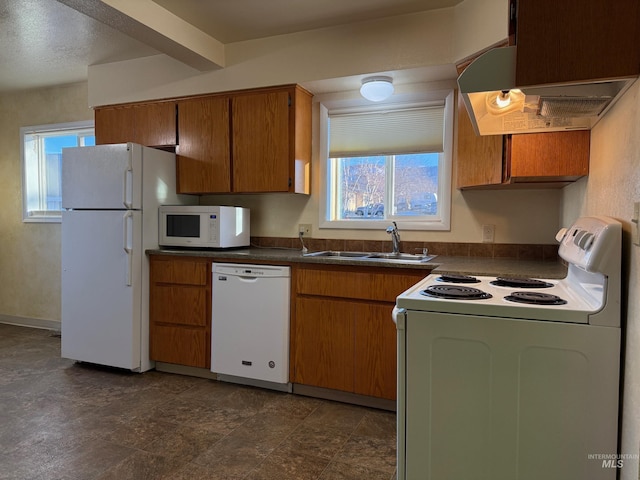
[318,461,394,480]
[332,434,397,474]
[0,324,398,480]
[246,450,330,480]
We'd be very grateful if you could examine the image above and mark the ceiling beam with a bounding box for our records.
[56,0,225,71]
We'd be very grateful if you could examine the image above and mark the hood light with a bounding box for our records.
[360,76,394,102]
[495,90,512,108]
[486,89,525,115]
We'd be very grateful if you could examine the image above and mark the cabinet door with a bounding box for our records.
[232,90,291,192]
[149,256,211,368]
[354,303,397,400]
[515,0,640,87]
[151,285,208,326]
[293,297,355,392]
[150,325,209,368]
[456,96,504,189]
[134,102,176,147]
[176,96,231,193]
[95,106,136,145]
[508,131,589,181]
[95,103,176,146]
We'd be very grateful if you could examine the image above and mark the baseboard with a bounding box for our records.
[217,373,292,393]
[155,362,219,380]
[293,384,396,411]
[0,314,60,332]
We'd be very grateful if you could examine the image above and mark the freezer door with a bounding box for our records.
[61,210,143,370]
[62,143,142,210]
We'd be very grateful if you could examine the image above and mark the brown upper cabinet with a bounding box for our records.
[176,84,312,195]
[456,97,590,189]
[176,95,231,193]
[456,0,639,189]
[514,0,640,87]
[94,84,313,195]
[95,101,177,147]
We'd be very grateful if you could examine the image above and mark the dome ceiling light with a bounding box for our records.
[360,76,394,102]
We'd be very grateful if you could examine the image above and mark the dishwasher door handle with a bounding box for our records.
[237,275,259,282]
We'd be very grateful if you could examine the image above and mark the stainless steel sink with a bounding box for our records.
[302,250,435,263]
[367,253,425,260]
[302,251,372,259]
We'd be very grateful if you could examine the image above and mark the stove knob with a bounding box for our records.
[580,233,595,250]
[573,230,586,246]
[555,227,568,243]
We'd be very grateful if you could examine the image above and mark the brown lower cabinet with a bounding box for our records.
[293,265,429,400]
[149,255,211,368]
[149,255,430,402]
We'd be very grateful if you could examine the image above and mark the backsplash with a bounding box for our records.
[251,237,560,262]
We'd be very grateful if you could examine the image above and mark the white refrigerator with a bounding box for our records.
[61,143,195,371]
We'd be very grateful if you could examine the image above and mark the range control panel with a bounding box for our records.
[557,216,621,275]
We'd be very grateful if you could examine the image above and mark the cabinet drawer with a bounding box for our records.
[150,325,209,368]
[151,285,208,326]
[297,266,427,302]
[152,258,209,285]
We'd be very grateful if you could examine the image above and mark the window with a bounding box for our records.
[320,90,453,231]
[21,121,95,222]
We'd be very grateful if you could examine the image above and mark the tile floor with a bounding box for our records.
[0,323,397,479]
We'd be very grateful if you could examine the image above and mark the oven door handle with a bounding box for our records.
[392,307,406,330]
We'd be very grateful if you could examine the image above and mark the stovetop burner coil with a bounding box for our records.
[421,284,492,300]
[504,291,567,305]
[436,274,480,284]
[491,277,554,288]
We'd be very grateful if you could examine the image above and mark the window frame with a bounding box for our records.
[21,120,95,223]
[318,89,454,231]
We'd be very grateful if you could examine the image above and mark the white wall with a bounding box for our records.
[561,80,640,479]
[0,83,93,324]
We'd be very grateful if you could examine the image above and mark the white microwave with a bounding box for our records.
[159,205,250,248]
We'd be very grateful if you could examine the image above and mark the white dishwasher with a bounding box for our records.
[211,263,291,391]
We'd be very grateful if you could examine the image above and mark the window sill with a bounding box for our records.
[319,217,450,231]
[23,214,62,224]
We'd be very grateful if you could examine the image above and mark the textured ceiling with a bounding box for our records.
[0,0,462,93]
[0,0,158,92]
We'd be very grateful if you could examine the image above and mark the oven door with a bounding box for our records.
[399,310,620,480]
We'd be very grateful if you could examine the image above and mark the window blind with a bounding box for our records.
[329,105,445,158]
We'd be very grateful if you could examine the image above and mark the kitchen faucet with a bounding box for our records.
[386,221,401,255]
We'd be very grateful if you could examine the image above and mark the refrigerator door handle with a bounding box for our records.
[123,167,133,209]
[123,211,133,286]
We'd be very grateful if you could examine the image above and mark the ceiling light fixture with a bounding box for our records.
[360,76,394,102]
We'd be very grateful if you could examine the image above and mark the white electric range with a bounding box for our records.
[394,216,622,480]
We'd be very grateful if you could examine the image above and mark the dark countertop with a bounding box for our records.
[148,247,567,279]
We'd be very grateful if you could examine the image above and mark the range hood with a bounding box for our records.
[458,46,637,136]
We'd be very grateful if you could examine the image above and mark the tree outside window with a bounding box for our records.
[334,153,439,220]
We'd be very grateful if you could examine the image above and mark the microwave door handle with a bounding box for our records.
[123,211,133,286]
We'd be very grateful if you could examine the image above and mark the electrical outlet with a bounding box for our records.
[298,224,312,237]
[482,224,495,243]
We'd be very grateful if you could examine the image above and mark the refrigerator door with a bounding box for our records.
[62,143,142,210]
[62,209,143,370]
